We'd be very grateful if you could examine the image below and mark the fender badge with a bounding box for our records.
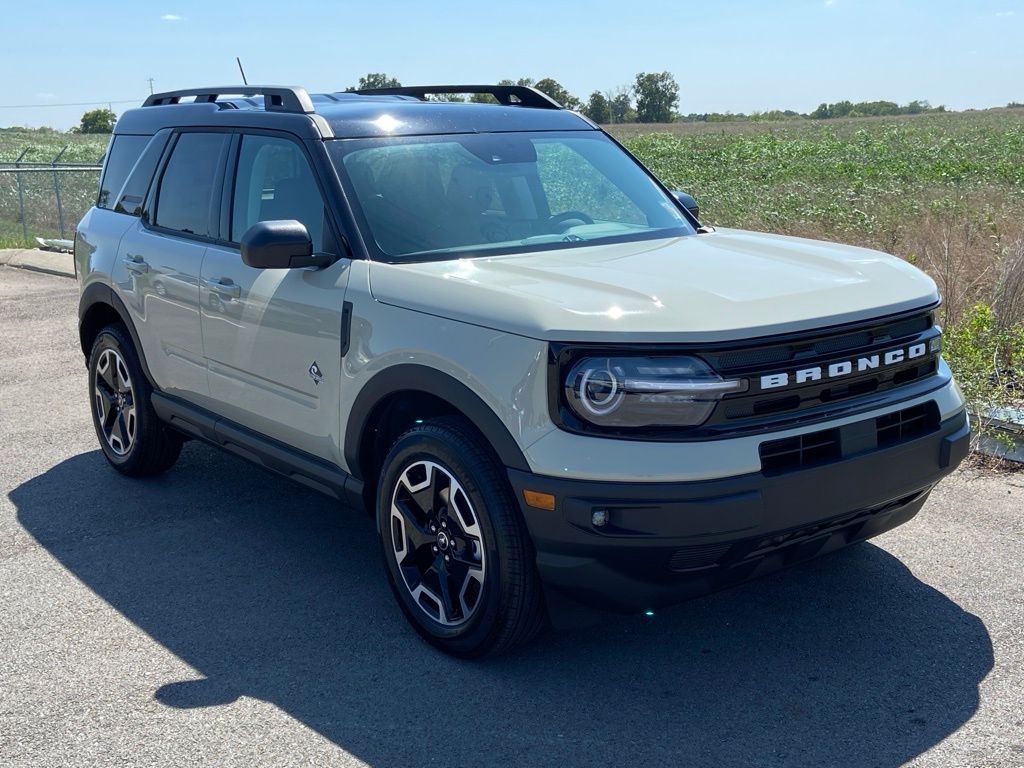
[308,361,324,386]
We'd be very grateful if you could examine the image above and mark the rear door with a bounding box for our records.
[114,131,231,402]
[199,132,351,462]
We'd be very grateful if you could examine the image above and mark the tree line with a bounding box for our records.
[680,99,947,124]
[351,73,952,125]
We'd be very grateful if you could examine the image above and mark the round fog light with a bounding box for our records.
[592,509,609,528]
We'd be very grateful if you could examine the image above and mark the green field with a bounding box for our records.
[613,109,1024,270]
[0,130,108,165]
[2,111,1022,423]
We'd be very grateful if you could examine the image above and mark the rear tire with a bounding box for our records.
[377,417,545,657]
[88,324,182,477]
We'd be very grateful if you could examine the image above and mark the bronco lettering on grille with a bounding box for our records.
[760,343,928,391]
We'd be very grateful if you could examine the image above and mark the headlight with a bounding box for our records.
[563,356,747,429]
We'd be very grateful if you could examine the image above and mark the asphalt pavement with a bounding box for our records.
[1,265,1021,767]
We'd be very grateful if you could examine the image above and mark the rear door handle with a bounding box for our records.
[204,277,241,298]
[123,255,149,274]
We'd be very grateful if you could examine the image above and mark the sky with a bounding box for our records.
[1,0,1022,130]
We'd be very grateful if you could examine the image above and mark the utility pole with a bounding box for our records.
[147,78,155,95]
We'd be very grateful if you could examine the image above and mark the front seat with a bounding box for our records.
[444,163,493,246]
[369,157,448,255]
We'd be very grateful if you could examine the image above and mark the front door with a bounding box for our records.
[199,132,350,462]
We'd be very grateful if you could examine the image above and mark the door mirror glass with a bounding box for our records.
[240,220,328,269]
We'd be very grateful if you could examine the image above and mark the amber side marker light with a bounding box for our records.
[523,490,556,511]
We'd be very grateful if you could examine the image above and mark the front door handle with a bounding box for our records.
[204,277,241,299]
[123,255,149,274]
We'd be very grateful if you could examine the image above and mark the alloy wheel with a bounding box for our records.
[389,460,487,626]
[93,348,137,456]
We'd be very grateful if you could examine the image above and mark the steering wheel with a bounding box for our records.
[548,210,595,232]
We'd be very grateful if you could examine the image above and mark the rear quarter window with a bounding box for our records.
[114,132,170,217]
[97,135,150,210]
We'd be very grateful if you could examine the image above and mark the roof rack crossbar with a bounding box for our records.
[142,86,315,114]
[352,85,563,110]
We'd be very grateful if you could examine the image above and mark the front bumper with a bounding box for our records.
[508,409,969,615]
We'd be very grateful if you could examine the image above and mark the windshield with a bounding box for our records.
[328,131,695,261]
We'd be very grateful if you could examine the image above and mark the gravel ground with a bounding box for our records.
[1,265,1021,767]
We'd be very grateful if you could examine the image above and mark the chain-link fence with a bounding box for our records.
[0,146,102,247]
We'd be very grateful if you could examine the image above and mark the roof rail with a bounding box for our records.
[142,86,315,114]
[352,85,563,110]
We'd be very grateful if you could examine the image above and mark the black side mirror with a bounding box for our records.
[672,190,700,220]
[240,220,331,269]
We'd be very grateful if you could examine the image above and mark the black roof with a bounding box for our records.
[115,85,596,139]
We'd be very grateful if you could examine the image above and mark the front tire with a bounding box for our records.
[377,417,545,657]
[88,324,182,477]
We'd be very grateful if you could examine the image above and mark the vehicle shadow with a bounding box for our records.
[11,445,993,767]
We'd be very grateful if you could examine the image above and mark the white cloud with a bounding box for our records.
[995,10,1015,16]
[824,0,836,6]
[36,92,56,100]
[160,13,183,21]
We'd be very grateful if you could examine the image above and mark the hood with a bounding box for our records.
[368,229,939,343]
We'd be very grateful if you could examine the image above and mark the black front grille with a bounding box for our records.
[702,308,941,432]
[759,401,941,474]
[813,330,873,355]
[716,346,792,369]
[885,315,934,340]
[704,311,934,376]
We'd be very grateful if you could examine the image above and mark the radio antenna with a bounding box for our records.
[236,57,249,85]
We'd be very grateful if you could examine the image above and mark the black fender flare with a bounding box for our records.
[344,364,531,478]
[78,282,156,387]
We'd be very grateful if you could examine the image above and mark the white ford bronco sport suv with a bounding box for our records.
[75,84,969,657]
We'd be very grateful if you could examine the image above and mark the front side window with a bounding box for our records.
[231,134,329,252]
[153,132,229,237]
[329,131,693,260]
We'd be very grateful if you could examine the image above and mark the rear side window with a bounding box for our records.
[114,132,170,217]
[97,135,149,209]
[153,132,229,237]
